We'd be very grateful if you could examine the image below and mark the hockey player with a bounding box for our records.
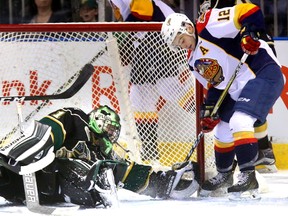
[0,105,199,207]
[108,0,194,161]
[199,0,278,173]
[161,3,284,200]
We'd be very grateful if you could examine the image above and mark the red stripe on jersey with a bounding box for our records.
[239,6,260,23]
[196,10,212,34]
[131,12,152,21]
[234,138,258,146]
[214,145,235,153]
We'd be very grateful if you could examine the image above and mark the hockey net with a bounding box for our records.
[0,23,215,180]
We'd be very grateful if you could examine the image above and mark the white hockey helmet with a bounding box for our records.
[161,13,195,51]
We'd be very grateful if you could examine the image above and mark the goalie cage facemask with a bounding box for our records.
[89,105,121,143]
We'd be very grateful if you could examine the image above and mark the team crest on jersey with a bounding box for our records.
[194,58,224,86]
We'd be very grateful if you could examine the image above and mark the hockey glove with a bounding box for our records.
[240,25,260,55]
[200,103,220,133]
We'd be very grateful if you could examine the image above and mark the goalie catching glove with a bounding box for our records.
[141,161,200,199]
[200,103,220,133]
[0,121,55,175]
[56,158,127,208]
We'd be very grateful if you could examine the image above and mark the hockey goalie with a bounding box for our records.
[0,105,200,208]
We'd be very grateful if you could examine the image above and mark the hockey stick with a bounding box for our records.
[184,53,249,161]
[184,131,204,162]
[0,49,105,213]
[13,102,79,214]
[0,63,94,102]
[210,53,248,118]
[0,48,105,146]
[22,173,79,215]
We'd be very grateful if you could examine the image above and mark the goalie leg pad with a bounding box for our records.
[0,121,55,175]
[0,166,25,204]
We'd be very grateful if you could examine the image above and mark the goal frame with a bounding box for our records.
[0,22,206,182]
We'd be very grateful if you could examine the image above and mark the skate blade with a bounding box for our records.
[199,187,229,198]
[228,189,261,201]
[256,164,278,173]
[199,189,211,197]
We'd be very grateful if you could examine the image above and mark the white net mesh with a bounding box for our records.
[0,23,215,173]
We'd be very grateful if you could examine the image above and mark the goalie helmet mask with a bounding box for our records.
[89,105,121,143]
[161,13,197,52]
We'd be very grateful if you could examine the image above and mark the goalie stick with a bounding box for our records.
[0,48,105,146]
[184,53,249,162]
[22,173,79,215]
[5,101,79,214]
[0,48,105,214]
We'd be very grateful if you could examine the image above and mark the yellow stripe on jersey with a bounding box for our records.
[130,0,153,18]
[233,131,255,141]
[233,3,260,29]
[214,139,234,149]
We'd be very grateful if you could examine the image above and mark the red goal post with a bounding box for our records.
[0,22,214,182]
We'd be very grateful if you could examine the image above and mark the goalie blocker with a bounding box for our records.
[0,121,55,175]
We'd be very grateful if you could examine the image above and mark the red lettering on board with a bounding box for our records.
[280,65,288,109]
[91,66,120,113]
[1,80,25,105]
[1,70,51,106]
[29,70,52,105]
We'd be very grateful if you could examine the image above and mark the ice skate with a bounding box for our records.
[228,170,260,201]
[255,148,275,166]
[199,171,234,197]
[255,148,277,173]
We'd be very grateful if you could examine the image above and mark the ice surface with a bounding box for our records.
[1,171,287,216]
